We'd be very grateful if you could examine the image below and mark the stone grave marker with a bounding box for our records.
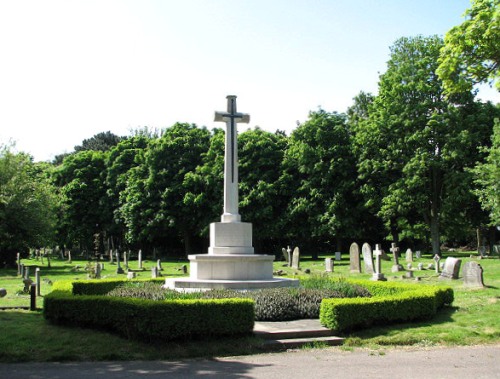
[292,247,300,270]
[493,245,500,256]
[16,252,21,276]
[127,271,136,280]
[68,250,72,264]
[157,259,162,271]
[439,257,462,279]
[24,266,30,279]
[182,264,188,275]
[349,242,361,273]
[361,243,374,274]
[415,250,422,259]
[325,258,334,272]
[116,250,124,274]
[371,244,387,281]
[390,243,404,272]
[405,248,413,263]
[335,252,342,261]
[95,263,101,279]
[123,250,129,269]
[433,254,441,274]
[138,249,143,270]
[417,263,423,270]
[35,268,41,296]
[0,288,6,298]
[287,246,292,267]
[151,266,159,278]
[282,248,289,263]
[463,261,485,288]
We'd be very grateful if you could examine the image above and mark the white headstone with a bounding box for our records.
[349,242,361,273]
[325,258,334,272]
[362,243,374,274]
[292,247,300,270]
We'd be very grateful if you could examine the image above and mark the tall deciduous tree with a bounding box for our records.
[355,35,490,255]
[472,118,500,226]
[282,109,360,252]
[438,0,500,93]
[0,145,58,266]
[54,150,110,253]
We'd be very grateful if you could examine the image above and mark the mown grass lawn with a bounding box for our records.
[0,250,498,362]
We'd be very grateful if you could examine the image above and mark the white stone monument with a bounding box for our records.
[165,95,298,290]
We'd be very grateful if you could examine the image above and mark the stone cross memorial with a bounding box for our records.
[164,95,298,290]
[390,242,404,272]
[372,244,387,281]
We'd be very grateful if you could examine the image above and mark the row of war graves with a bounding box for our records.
[3,242,491,310]
[282,242,488,288]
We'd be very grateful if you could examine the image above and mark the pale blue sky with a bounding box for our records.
[0,0,498,161]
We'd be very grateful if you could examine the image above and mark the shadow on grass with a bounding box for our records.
[341,306,458,343]
[0,310,267,364]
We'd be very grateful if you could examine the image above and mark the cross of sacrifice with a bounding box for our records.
[214,95,250,223]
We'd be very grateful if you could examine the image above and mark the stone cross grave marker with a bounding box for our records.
[439,257,462,279]
[349,242,361,273]
[291,247,300,270]
[462,261,485,288]
[371,244,387,281]
[405,248,413,263]
[325,258,334,272]
[433,254,441,274]
[116,250,124,274]
[362,243,374,274]
[390,243,404,272]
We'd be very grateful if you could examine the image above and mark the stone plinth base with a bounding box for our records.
[189,254,273,280]
[371,273,387,281]
[164,277,299,291]
[209,222,254,255]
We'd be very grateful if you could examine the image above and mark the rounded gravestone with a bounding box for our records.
[0,288,7,298]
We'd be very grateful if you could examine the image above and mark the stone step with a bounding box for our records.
[259,336,345,350]
[254,327,335,340]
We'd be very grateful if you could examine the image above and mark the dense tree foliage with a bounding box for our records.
[0,145,58,266]
[353,35,496,256]
[472,118,500,226]
[438,0,500,93]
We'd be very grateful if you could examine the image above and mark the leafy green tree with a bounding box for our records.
[120,123,210,255]
[438,0,500,93]
[0,145,58,266]
[472,118,500,225]
[106,135,152,248]
[355,35,489,255]
[54,150,110,253]
[282,109,360,252]
[238,128,289,248]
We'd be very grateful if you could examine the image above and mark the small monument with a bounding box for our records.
[362,243,374,274]
[165,96,298,290]
[138,249,143,270]
[405,248,413,263]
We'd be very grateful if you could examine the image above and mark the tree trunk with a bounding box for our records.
[184,231,193,257]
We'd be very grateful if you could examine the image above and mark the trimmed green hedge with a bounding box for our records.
[44,290,254,342]
[320,281,453,333]
[52,278,165,295]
